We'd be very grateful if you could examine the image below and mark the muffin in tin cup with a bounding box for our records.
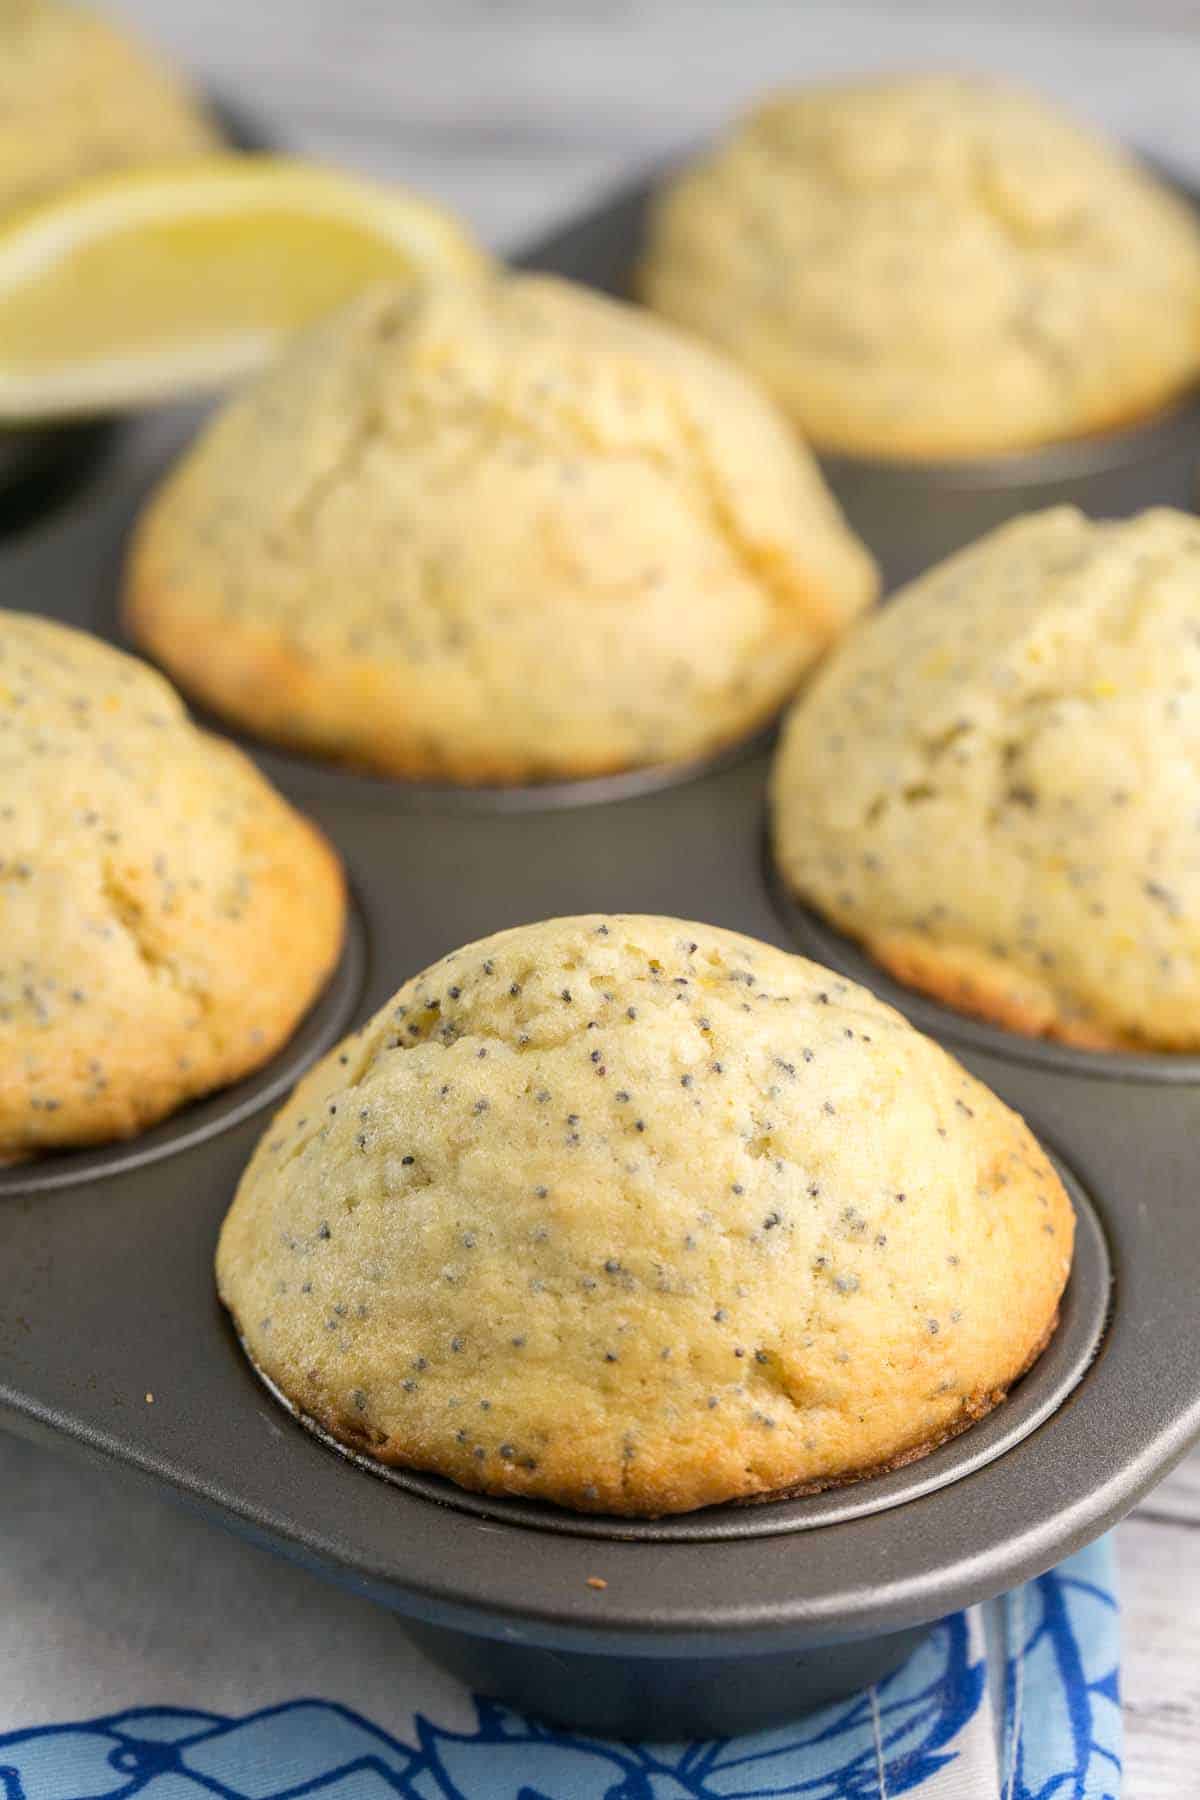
[123,272,876,788]
[640,73,1200,582]
[218,913,1074,1518]
[772,505,1200,1055]
[0,610,346,1162]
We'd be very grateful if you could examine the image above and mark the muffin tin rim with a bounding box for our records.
[151,688,785,816]
[232,717,784,816]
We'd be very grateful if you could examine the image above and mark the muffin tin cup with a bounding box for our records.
[513,160,1200,589]
[5,168,1200,1737]
[397,1616,936,1740]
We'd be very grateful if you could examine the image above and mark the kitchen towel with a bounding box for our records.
[0,1432,1120,1799]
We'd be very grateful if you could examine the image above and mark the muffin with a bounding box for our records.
[641,73,1200,459]
[0,612,346,1159]
[772,506,1200,1051]
[123,274,878,785]
[217,914,1074,1517]
[0,1,221,218]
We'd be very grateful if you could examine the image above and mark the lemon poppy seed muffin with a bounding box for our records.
[217,914,1073,1517]
[124,274,877,784]
[0,1,221,218]
[642,74,1200,458]
[772,507,1200,1050]
[0,613,346,1159]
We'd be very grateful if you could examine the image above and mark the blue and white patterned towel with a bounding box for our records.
[0,1434,1119,1799]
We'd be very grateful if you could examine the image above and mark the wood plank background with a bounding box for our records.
[82,5,1200,1789]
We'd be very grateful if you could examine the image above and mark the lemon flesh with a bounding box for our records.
[0,156,490,420]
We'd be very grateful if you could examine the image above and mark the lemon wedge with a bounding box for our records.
[0,156,490,420]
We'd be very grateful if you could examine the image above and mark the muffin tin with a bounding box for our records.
[2,169,1200,1742]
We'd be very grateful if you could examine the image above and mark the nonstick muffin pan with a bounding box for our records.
[2,180,1200,1740]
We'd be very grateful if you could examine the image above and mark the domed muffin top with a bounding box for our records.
[773,506,1200,1049]
[642,73,1200,457]
[0,612,344,1157]
[125,274,876,784]
[217,914,1073,1516]
[0,1,220,217]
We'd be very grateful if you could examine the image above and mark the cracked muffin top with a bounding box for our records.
[772,507,1200,1050]
[123,273,877,784]
[641,73,1200,458]
[217,914,1073,1516]
[0,612,345,1159]
[0,1,221,217]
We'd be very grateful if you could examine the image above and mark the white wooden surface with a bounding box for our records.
[66,5,1200,1789]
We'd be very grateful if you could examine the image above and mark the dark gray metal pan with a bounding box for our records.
[2,167,1200,1737]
